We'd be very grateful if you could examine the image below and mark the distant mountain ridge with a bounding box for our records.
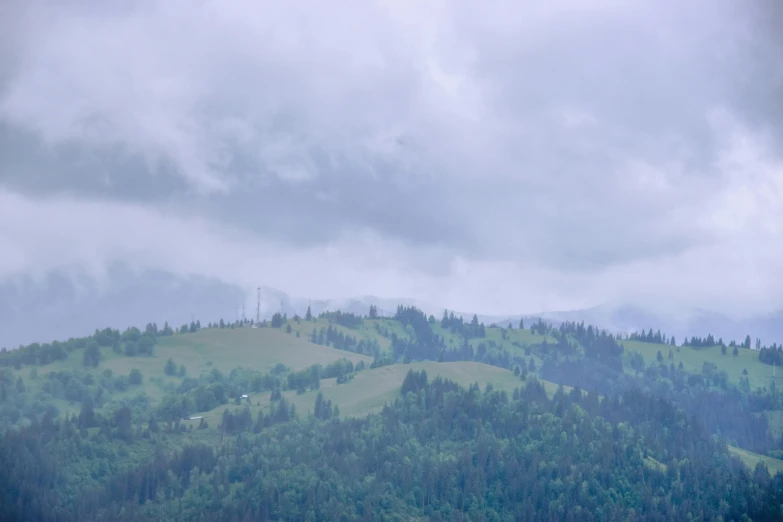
[0,265,245,348]
[3,268,783,348]
[526,304,783,346]
[255,287,512,325]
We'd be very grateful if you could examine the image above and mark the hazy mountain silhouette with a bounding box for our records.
[3,269,783,349]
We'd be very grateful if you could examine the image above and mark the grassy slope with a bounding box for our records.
[621,340,773,390]
[765,410,783,438]
[28,328,372,405]
[432,324,556,356]
[276,316,554,358]
[183,361,569,431]
[287,361,528,417]
[284,318,410,352]
[151,328,371,375]
[16,323,783,478]
[728,446,783,477]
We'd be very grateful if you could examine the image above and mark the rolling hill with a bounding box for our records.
[271,361,536,418]
[3,309,782,481]
[621,339,775,391]
[180,360,541,428]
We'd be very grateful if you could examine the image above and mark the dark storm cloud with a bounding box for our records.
[1,0,782,316]
[722,0,783,150]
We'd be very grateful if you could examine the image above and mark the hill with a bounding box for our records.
[3,313,783,521]
[541,303,783,347]
[179,361,548,429]
[152,327,372,375]
[3,311,782,475]
[728,446,783,477]
[621,339,774,390]
[5,326,372,419]
[269,361,554,419]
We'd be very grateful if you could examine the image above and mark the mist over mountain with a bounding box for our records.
[0,265,244,348]
[528,304,783,346]
[4,266,783,349]
[0,268,516,348]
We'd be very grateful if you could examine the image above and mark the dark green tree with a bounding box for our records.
[129,369,143,385]
[164,358,177,376]
[83,342,101,367]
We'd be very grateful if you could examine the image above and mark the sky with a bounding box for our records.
[1,0,782,320]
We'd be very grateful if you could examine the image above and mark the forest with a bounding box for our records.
[1,306,782,521]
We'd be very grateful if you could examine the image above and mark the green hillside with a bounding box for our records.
[728,446,783,476]
[181,360,567,432]
[621,340,773,390]
[431,323,556,356]
[286,317,407,352]
[3,314,783,521]
[153,327,372,375]
[276,361,533,418]
[280,314,555,360]
[17,327,371,408]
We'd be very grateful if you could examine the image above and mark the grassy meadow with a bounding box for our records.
[180,360,538,429]
[23,327,372,405]
[180,359,572,435]
[621,340,775,390]
[728,445,783,477]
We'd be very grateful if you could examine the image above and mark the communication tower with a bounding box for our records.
[256,287,261,325]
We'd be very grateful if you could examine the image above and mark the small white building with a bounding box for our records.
[240,394,249,399]
[189,416,203,420]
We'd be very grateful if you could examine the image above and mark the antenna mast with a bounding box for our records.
[256,287,261,325]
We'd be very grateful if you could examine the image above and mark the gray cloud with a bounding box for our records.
[1,0,782,321]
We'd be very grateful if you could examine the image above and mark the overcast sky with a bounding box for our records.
[1,0,782,319]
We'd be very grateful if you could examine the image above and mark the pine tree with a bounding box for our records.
[305,305,313,321]
[164,358,177,376]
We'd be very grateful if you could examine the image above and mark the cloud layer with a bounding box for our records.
[1,0,782,319]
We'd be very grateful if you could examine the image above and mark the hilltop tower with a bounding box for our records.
[256,287,261,325]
